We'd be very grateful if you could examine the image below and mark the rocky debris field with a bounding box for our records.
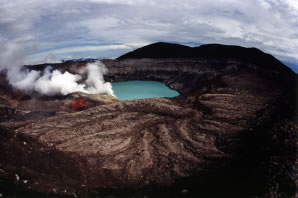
[0,44,297,197]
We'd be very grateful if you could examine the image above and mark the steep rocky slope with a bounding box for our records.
[0,43,296,197]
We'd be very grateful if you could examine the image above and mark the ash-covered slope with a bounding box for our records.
[0,43,297,198]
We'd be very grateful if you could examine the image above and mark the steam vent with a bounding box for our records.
[0,43,297,197]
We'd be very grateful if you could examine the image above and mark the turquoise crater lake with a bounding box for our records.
[111,80,180,100]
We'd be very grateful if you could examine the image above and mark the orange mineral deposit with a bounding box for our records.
[71,98,88,111]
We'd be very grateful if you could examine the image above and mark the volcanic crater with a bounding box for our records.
[0,43,297,198]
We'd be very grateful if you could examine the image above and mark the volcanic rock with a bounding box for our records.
[0,43,296,198]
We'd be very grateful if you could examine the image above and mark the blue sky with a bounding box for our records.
[1,0,298,73]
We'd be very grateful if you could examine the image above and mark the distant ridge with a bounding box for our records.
[118,42,296,82]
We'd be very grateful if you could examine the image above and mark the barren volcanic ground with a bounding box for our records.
[0,43,297,197]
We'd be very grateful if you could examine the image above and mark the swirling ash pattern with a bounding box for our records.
[14,80,271,189]
[0,57,295,197]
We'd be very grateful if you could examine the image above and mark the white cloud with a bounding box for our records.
[47,45,131,54]
[0,0,298,71]
[44,53,62,63]
[25,44,133,64]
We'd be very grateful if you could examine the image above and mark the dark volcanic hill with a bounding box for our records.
[119,42,294,70]
[0,43,297,198]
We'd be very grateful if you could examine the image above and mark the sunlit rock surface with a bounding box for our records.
[0,43,296,197]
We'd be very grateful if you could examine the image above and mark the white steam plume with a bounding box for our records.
[84,62,114,96]
[12,61,114,96]
[0,41,114,97]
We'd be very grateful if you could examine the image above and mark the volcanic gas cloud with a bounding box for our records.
[0,41,114,97]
